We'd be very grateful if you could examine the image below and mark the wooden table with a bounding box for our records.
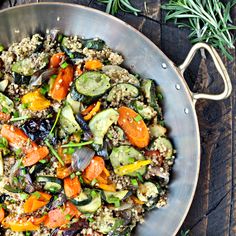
[1,1,235,235]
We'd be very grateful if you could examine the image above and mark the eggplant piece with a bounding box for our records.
[29,162,48,181]
[22,118,55,144]
[47,193,67,210]
[0,193,9,203]
[75,113,93,140]
[92,141,109,159]
[36,176,63,193]
[13,72,31,85]
[81,38,105,51]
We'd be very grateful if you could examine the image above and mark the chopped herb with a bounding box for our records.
[128,157,135,163]
[91,179,98,186]
[13,111,19,118]
[61,140,93,148]
[2,106,9,114]
[65,214,71,220]
[40,84,49,95]
[39,159,47,164]
[76,171,81,176]
[0,137,8,149]
[25,231,32,236]
[45,139,64,166]
[0,44,4,52]
[61,61,68,69]
[15,148,22,156]
[91,190,97,198]
[134,114,142,122]
[13,176,18,184]
[79,175,84,184]
[88,217,95,222]
[10,115,30,122]
[49,108,61,137]
[57,34,63,42]
[131,178,138,186]
[32,191,41,200]
[157,93,163,101]
[69,53,74,59]
[70,173,75,179]
[14,97,20,102]
[21,103,29,109]
[63,147,75,155]
[19,192,29,200]
[136,173,143,183]
[107,196,120,207]
[159,120,165,126]
[21,168,27,175]
[50,74,57,79]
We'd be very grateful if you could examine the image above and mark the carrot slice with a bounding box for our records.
[50,65,74,101]
[117,106,149,148]
[64,176,81,198]
[84,60,103,70]
[1,124,37,151]
[0,207,4,222]
[24,192,51,213]
[83,156,105,181]
[30,215,47,225]
[44,201,80,228]
[83,101,101,121]
[23,146,49,167]
[81,103,96,116]
[49,52,65,68]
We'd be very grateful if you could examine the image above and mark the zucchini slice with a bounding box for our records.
[77,191,101,213]
[60,104,81,135]
[71,191,92,206]
[97,216,124,234]
[109,146,146,176]
[137,182,158,202]
[89,108,119,145]
[151,137,173,157]
[107,83,139,102]
[132,100,157,120]
[36,176,62,193]
[0,92,14,113]
[66,93,81,114]
[149,123,167,138]
[103,190,131,202]
[81,38,105,51]
[75,72,110,97]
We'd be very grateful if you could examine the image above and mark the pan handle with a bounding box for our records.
[178,42,232,103]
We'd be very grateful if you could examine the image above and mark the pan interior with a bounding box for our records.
[0,3,200,236]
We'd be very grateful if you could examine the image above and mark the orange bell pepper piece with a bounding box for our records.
[49,52,65,68]
[57,165,73,179]
[24,192,51,213]
[64,176,81,198]
[44,201,80,228]
[50,65,74,101]
[84,60,103,70]
[30,215,48,225]
[58,147,72,164]
[83,101,101,121]
[96,183,116,192]
[131,195,144,205]
[0,207,4,222]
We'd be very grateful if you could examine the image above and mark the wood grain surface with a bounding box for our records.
[0,1,236,235]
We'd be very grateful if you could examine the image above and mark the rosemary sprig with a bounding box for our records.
[162,0,236,60]
[98,0,140,15]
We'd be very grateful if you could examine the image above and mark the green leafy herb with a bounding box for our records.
[39,159,47,164]
[107,196,120,207]
[49,108,61,137]
[13,111,19,118]
[61,61,68,69]
[69,53,74,59]
[136,173,143,182]
[134,114,142,122]
[128,157,135,163]
[14,97,20,102]
[19,192,29,200]
[40,84,50,95]
[32,191,41,200]
[79,175,84,184]
[45,139,64,166]
[70,173,76,179]
[2,106,9,114]
[65,214,71,220]
[88,217,95,222]
[162,0,236,60]
[21,103,29,109]
[91,190,97,198]
[61,140,93,148]
[0,44,4,53]
[131,178,138,186]
[25,232,32,236]
[98,0,140,15]
[63,147,75,155]
[15,148,22,156]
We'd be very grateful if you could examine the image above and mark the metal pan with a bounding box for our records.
[0,3,232,236]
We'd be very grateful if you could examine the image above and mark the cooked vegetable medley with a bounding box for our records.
[0,32,175,236]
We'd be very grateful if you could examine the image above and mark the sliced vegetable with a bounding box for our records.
[49,52,65,68]
[70,191,92,206]
[89,108,119,145]
[84,60,103,70]
[3,220,39,232]
[75,72,110,97]
[21,89,51,111]
[118,106,149,148]
[75,114,93,140]
[151,137,173,157]
[103,190,131,202]
[77,191,101,213]
[30,215,47,225]
[22,146,49,167]
[56,165,73,179]
[0,207,4,222]
[0,92,14,113]
[13,72,31,85]
[141,79,159,111]
[97,215,124,234]
[107,83,139,102]
[64,176,81,198]
[24,191,51,213]
[137,182,158,202]
[83,101,101,121]
[81,38,105,50]
[115,160,152,176]
[83,156,105,181]
[132,100,157,120]
[149,123,167,138]
[0,79,8,92]
[60,104,81,135]
[36,176,63,193]
[44,201,80,228]
[66,93,81,114]
[71,147,95,172]
[50,65,74,101]
[109,146,146,176]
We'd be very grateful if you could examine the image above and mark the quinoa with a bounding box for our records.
[0,32,175,236]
